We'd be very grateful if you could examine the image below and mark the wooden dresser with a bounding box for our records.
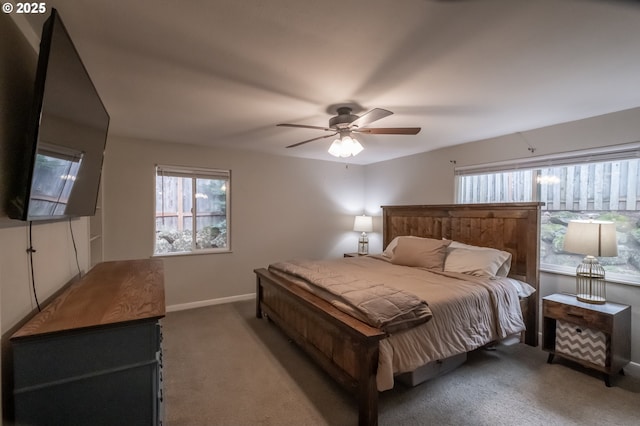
[11,259,165,426]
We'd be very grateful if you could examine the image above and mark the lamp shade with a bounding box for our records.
[353,215,373,233]
[563,220,618,257]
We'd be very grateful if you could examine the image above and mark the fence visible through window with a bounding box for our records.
[538,161,639,211]
[457,159,640,211]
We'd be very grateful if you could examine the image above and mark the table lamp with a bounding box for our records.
[562,220,618,304]
[353,215,373,255]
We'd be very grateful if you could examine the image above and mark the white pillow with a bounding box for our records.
[444,241,512,277]
[502,277,536,298]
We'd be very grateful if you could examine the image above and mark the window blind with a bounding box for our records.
[455,141,640,176]
[155,165,230,180]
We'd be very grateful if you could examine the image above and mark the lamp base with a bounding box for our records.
[576,293,606,305]
[575,255,606,305]
[358,232,369,255]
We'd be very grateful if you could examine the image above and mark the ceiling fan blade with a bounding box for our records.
[286,132,338,148]
[354,127,421,135]
[278,123,333,132]
[349,108,393,129]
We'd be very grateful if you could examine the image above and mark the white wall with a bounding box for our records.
[365,107,640,368]
[0,220,90,328]
[102,136,366,307]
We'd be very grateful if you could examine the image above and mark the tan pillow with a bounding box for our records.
[391,237,451,270]
[383,235,421,258]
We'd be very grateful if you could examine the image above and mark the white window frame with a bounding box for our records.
[154,164,231,256]
[455,142,640,286]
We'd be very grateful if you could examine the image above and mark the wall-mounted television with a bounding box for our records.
[8,8,109,221]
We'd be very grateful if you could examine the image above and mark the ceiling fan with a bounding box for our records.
[278,106,421,157]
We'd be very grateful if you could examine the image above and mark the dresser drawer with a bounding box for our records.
[543,299,612,332]
[13,321,160,389]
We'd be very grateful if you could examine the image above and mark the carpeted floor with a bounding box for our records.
[162,300,640,426]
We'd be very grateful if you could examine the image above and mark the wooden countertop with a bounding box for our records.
[12,259,165,339]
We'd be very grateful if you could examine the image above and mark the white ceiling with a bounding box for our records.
[23,0,640,165]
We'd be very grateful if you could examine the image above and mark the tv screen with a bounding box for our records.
[8,8,109,221]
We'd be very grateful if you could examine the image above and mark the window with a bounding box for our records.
[455,143,640,284]
[155,165,230,255]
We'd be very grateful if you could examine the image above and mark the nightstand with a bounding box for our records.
[542,293,631,386]
[344,253,366,257]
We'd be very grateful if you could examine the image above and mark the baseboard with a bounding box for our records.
[166,293,256,312]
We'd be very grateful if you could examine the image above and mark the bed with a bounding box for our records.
[254,202,542,426]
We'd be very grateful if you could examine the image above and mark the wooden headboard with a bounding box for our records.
[382,202,543,346]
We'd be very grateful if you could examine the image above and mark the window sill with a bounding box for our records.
[541,264,640,287]
[152,249,232,258]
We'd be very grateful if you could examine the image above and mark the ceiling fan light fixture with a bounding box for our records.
[280,106,420,155]
[328,135,363,158]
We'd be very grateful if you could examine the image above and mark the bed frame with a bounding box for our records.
[254,202,542,426]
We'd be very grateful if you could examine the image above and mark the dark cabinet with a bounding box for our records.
[11,259,165,425]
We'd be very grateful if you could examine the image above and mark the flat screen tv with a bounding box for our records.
[8,8,109,221]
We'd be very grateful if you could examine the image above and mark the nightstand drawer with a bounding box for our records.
[543,300,613,331]
[555,320,608,367]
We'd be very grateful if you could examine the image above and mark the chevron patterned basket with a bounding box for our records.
[555,320,607,367]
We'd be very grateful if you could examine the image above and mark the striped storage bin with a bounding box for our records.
[555,320,607,367]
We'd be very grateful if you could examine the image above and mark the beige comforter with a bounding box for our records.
[269,259,432,333]
[269,256,526,391]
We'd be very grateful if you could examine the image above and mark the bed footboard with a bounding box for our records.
[255,268,386,426]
